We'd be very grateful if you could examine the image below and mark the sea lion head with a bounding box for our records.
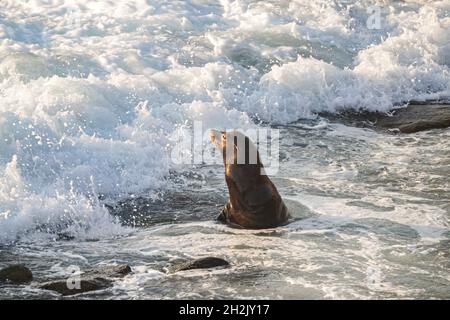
[209,129,289,229]
[209,129,261,167]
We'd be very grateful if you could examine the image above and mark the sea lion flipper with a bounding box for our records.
[216,211,226,223]
[216,204,229,224]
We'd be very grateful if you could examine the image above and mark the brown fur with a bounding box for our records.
[210,130,289,229]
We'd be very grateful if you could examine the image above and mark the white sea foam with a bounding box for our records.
[0,0,449,241]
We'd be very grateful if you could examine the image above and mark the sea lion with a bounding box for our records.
[209,129,290,229]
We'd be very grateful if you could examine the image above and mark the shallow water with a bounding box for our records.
[0,0,449,299]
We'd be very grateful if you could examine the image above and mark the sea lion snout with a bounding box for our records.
[209,129,221,147]
[210,129,227,150]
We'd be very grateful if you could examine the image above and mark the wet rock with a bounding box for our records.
[174,257,230,272]
[38,264,131,296]
[56,233,76,241]
[376,104,450,133]
[108,192,226,228]
[321,103,450,133]
[0,265,33,284]
[39,278,112,296]
[83,264,132,278]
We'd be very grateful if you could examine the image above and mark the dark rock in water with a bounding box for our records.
[0,265,33,284]
[38,264,131,296]
[83,264,132,278]
[321,103,450,133]
[56,232,76,241]
[107,192,226,228]
[376,104,450,133]
[174,257,230,272]
[39,278,112,296]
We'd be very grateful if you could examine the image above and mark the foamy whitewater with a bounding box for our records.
[0,0,449,299]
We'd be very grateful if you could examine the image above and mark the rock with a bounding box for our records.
[83,264,132,278]
[174,257,230,272]
[320,103,450,134]
[0,265,33,284]
[376,104,450,133]
[56,233,76,241]
[38,264,131,296]
[39,278,112,296]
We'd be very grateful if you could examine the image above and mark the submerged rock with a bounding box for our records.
[83,264,132,278]
[0,265,33,284]
[174,257,230,272]
[56,233,76,241]
[38,264,131,296]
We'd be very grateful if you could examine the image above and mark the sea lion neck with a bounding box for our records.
[225,163,264,185]
[225,163,270,209]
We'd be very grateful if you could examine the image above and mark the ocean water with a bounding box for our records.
[0,0,449,299]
